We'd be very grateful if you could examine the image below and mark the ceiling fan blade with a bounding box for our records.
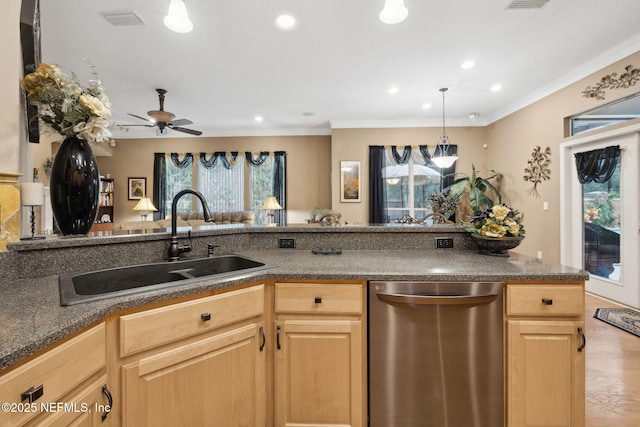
[169,126,203,136]
[169,119,193,126]
[127,113,155,124]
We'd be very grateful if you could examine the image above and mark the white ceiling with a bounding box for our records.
[39,0,640,139]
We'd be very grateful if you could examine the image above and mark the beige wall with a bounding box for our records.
[486,51,640,262]
[96,135,331,225]
[330,127,489,224]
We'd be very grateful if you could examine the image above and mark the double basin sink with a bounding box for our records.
[59,255,270,306]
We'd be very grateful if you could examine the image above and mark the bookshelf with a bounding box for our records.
[91,177,114,232]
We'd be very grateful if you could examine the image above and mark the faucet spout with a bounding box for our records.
[168,189,215,261]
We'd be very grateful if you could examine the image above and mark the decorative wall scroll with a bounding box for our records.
[523,146,551,198]
[582,65,640,100]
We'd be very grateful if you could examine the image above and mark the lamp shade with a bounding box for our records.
[164,0,193,33]
[21,182,44,206]
[431,155,458,169]
[262,196,283,210]
[133,197,158,212]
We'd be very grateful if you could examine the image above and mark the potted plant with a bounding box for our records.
[445,164,503,215]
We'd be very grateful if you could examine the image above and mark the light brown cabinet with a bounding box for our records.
[0,323,111,427]
[505,282,585,427]
[273,282,366,427]
[117,284,266,427]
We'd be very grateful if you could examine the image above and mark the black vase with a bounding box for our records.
[49,136,100,235]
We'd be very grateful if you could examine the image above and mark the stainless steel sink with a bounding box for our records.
[59,255,269,306]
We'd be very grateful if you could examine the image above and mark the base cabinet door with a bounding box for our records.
[507,320,585,427]
[121,322,266,427]
[274,319,362,427]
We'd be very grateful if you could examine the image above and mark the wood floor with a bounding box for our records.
[585,292,640,427]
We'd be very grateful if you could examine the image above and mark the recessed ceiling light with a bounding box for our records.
[461,60,475,69]
[388,86,399,94]
[490,84,503,92]
[422,103,431,109]
[302,112,314,117]
[469,112,479,120]
[254,115,264,122]
[275,13,297,30]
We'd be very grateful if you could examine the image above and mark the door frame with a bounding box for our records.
[560,122,640,308]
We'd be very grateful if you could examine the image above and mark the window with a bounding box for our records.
[156,152,286,225]
[164,154,193,214]
[369,145,453,224]
[569,92,640,136]
[196,159,244,212]
[383,158,442,222]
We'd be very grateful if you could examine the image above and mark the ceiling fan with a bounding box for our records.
[125,88,203,136]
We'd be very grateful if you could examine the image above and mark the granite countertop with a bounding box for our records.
[0,249,587,371]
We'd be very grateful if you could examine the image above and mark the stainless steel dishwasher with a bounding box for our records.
[368,281,504,427]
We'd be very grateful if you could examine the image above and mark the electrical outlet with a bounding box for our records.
[435,237,454,249]
[278,238,296,249]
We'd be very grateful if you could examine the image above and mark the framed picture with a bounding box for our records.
[128,177,146,200]
[340,160,361,202]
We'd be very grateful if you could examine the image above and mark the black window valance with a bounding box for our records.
[574,145,620,184]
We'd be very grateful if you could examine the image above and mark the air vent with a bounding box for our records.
[100,10,145,26]
[506,0,549,9]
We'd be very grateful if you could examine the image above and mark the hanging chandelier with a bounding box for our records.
[431,87,458,169]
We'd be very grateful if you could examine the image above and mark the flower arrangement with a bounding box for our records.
[20,63,112,144]
[466,204,525,238]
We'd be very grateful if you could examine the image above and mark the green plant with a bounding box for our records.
[446,164,503,212]
[590,190,619,228]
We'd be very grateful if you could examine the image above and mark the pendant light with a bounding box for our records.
[379,0,408,24]
[164,0,193,33]
[431,87,458,169]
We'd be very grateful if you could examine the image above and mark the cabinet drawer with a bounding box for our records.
[507,285,584,316]
[0,323,106,427]
[275,283,362,314]
[120,284,265,356]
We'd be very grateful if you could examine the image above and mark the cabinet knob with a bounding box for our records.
[314,296,322,304]
[201,312,211,321]
[541,298,553,305]
[21,385,44,403]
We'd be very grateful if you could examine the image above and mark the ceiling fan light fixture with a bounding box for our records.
[164,0,193,33]
[379,0,408,24]
[431,87,458,169]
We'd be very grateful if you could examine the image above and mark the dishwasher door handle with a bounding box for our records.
[377,292,498,306]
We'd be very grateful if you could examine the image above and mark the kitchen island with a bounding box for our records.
[0,225,588,427]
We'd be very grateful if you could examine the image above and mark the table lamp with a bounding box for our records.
[261,196,282,227]
[21,182,45,240]
[133,197,157,220]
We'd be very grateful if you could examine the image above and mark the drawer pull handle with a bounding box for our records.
[276,325,282,350]
[201,312,211,321]
[314,296,322,304]
[21,384,44,403]
[541,298,553,305]
[101,384,113,421]
[259,327,266,352]
[577,327,586,353]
